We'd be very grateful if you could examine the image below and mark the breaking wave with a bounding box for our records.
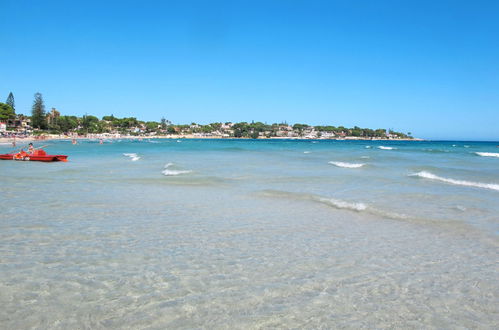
[162,163,192,176]
[315,197,367,211]
[475,152,499,158]
[328,161,365,168]
[123,153,140,161]
[378,146,395,150]
[259,190,408,220]
[411,171,499,192]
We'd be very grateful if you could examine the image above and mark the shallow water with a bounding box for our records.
[1,139,498,328]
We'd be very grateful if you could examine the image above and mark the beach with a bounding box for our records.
[0,135,422,146]
[0,139,498,328]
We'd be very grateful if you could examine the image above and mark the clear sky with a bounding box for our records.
[1,0,498,140]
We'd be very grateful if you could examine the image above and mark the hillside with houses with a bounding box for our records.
[0,92,413,140]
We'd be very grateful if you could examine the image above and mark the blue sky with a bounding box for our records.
[1,0,498,140]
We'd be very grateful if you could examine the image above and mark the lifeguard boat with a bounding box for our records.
[0,149,68,162]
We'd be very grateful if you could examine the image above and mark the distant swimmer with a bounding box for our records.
[72,138,77,145]
[99,139,103,144]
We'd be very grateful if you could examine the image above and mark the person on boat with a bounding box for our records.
[13,147,29,160]
[28,143,35,154]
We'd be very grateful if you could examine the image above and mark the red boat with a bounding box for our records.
[0,149,68,162]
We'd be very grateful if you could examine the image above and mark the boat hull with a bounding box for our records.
[0,154,68,162]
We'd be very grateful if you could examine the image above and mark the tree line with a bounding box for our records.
[1,92,412,138]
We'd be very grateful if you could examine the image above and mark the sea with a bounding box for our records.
[1,139,498,329]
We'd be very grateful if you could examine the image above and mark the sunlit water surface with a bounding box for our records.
[1,139,498,328]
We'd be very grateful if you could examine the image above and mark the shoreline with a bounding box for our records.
[0,135,424,144]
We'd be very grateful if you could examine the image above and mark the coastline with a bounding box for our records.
[0,134,424,144]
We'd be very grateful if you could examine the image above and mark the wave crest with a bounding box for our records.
[162,163,192,176]
[329,161,365,168]
[475,152,499,158]
[378,146,395,150]
[123,153,140,161]
[259,190,409,220]
[315,197,367,211]
[411,171,499,192]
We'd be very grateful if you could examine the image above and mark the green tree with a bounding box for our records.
[374,128,386,137]
[82,115,100,132]
[6,92,15,113]
[58,116,79,132]
[210,122,222,130]
[144,121,157,131]
[232,122,250,137]
[292,123,308,131]
[119,117,138,128]
[31,92,47,129]
[102,115,115,121]
[201,125,214,133]
[350,126,363,137]
[0,102,15,121]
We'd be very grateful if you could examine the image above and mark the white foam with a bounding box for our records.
[123,153,140,161]
[475,152,499,158]
[162,170,192,176]
[162,163,192,176]
[378,146,395,150]
[360,156,370,159]
[261,190,411,219]
[303,151,311,154]
[411,171,499,192]
[329,161,365,168]
[316,197,367,211]
[365,146,371,149]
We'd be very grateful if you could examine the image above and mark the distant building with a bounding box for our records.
[0,122,6,132]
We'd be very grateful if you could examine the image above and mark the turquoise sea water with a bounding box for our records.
[1,139,498,328]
